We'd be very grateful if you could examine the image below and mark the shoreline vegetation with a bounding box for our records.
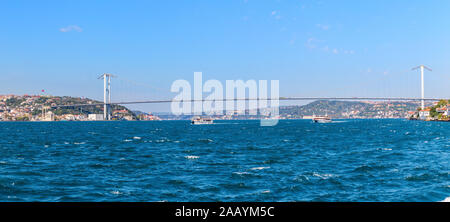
[408,99,450,122]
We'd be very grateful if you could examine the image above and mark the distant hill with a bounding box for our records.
[42,96,136,117]
[148,100,424,120]
[131,110,149,116]
[279,100,422,119]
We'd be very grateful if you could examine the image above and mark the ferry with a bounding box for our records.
[312,115,332,123]
[191,116,214,125]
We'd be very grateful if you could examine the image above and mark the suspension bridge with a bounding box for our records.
[46,65,448,120]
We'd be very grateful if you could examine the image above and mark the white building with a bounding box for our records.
[42,111,54,121]
[418,109,430,120]
[88,114,104,121]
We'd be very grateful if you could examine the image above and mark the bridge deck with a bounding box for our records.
[50,97,445,108]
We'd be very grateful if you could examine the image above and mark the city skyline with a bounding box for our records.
[1,0,450,112]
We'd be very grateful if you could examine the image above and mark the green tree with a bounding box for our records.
[430,106,437,117]
[437,99,448,107]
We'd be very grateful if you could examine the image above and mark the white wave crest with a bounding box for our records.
[110,190,122,195]
[185,155,199,159]
[250,166,270,171]
[313,172,334,179]
[233,172,250,175]
[441,197,450,202]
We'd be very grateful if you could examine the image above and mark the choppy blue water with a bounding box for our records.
[0,119,448,202]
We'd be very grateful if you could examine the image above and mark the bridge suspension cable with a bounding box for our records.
[50,97,444,108]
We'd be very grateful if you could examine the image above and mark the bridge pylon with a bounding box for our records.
[98,73,116,120]
[412,65,432,110]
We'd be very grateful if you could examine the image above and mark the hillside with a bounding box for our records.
[0,95,137,121]
[279,100,422,119]
[153,100,425,120]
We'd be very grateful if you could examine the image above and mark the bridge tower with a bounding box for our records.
[98,73,116,120]
[412,65,432,110]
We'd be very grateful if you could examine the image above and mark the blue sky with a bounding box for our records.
[1,0,450,112]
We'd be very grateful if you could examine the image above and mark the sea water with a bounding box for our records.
[0,119,448,202]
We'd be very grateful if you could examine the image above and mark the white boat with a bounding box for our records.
[312,115,332,123]
[191,116,214,125]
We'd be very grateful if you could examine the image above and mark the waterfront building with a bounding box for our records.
[419,108,430,120]
[88,114,104,121]
[42,111,55,121]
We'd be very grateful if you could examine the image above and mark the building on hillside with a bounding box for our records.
[139,114,161,121]
[113,109,129,115]
[436,107,446,114]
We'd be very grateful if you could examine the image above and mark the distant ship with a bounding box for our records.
[191,116,214,125]
[312,114,332,123]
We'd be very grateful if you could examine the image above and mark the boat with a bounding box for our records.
[312,115,332,123]
[191,116,214,125]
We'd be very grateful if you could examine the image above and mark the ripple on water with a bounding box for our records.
[353,164,388,173]
[405,173,434,182]
[312,172,335,180]
[293,175,312,185]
